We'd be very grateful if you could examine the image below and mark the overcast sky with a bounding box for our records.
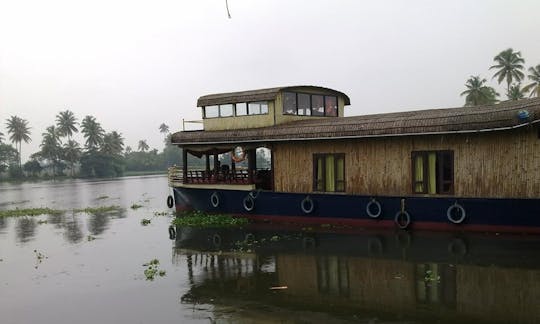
[1,0,539,161]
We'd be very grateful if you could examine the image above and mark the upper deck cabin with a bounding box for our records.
[198,86,350,131]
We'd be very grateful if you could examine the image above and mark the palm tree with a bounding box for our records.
[5,116,31,168]
[138,140,149,152]
[40,126,62,176]
[63,140,81,177]
[56,110,78,139]
[489,48,525,93]
[125,146,132,155]
[81,116,104,151]
[0,130,4,143]
[507,84,525,100]
[101,131,124,156]
[522,65,540,98]
[159,123,169,135]
[460,76,499,106]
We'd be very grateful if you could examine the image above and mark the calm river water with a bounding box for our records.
[1,175,539,324]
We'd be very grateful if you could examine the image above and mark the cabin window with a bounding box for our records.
[283,92,297,115]
[282,92,339,117]
[298,93,311,116]
[412,151,454,194]
[204,105,219,118]
[311,95,325,116]
[313,153,345,192]
[325,96,337,116]
[235,103,247,116]
[220,104,234,117]
[248,101,268,115]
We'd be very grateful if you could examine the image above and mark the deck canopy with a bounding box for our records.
[173,98,540,147]
[197,85,351,107]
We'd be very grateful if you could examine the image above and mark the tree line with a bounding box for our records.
[461,48,540,106]
[0,112,182,180]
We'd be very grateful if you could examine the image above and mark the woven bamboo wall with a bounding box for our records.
[273,127,540,198]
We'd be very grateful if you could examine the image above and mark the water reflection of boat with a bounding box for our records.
[173,227,540,323]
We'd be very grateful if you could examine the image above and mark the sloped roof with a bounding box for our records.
[172,98,540,146]
[197,85,351,107]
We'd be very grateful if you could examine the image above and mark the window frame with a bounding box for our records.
[283,92,339,117]
[411,150,454,195]
[203,101,269,119]
[313,153,346,193]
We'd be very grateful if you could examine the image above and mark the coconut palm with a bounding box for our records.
[138,140,149,152]
[81,116,105,151]
[0,130,4,143]
[101,131,124,156]
[63,139,81,177]
[522,65,540,98]
[40,126,63,176]
[5,116,31,168]
[489,48,525,93]
[507,84,525,101]
[56,110,78,139]
[460,76,499,106]
[159,123,169,135]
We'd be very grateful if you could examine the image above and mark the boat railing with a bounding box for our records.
[168,165,254,186]
[168,166,184,187]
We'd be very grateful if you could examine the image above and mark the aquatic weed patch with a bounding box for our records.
[34,249,48,269]
[73,205,122,214]
[232,233,302,252]
[172,210,248,228]
[140,218,151,226]
[142,259,166,280]
[130,203,144,210]
[0,207,64,218]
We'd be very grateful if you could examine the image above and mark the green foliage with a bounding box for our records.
[142,259,165,280]
[523,65,540,98]
[130,203,143,209]
[73,205,122,214]
[0,207,64,218]
[5,115,31,168]
[0,143,19,173]
[172,210,248,227]
[80,151,124,178]
[23,159,43,177]
[490,48,525,92]
[460,76,499,106]
[507,84,525,100]
[140,218,151,225]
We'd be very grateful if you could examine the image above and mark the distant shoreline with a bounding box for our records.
[0,170,167,183]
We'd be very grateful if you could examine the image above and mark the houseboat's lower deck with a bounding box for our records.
[172,186,540,234]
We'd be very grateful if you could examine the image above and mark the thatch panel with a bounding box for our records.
[273,127,540,198]
[456,265,540,323]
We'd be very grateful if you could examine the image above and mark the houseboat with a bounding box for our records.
[168,86,540,234]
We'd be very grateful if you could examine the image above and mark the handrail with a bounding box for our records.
[168,165,255,186]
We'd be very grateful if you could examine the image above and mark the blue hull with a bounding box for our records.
[172,187,540,233]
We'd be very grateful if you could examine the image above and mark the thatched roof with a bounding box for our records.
[197,85,351,107]
[172,98,540,146]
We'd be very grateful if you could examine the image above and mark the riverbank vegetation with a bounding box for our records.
[1,112,183,181]
[0,205,122,218]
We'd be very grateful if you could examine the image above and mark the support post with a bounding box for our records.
[182,149,188,183]
[248,149,256,184]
